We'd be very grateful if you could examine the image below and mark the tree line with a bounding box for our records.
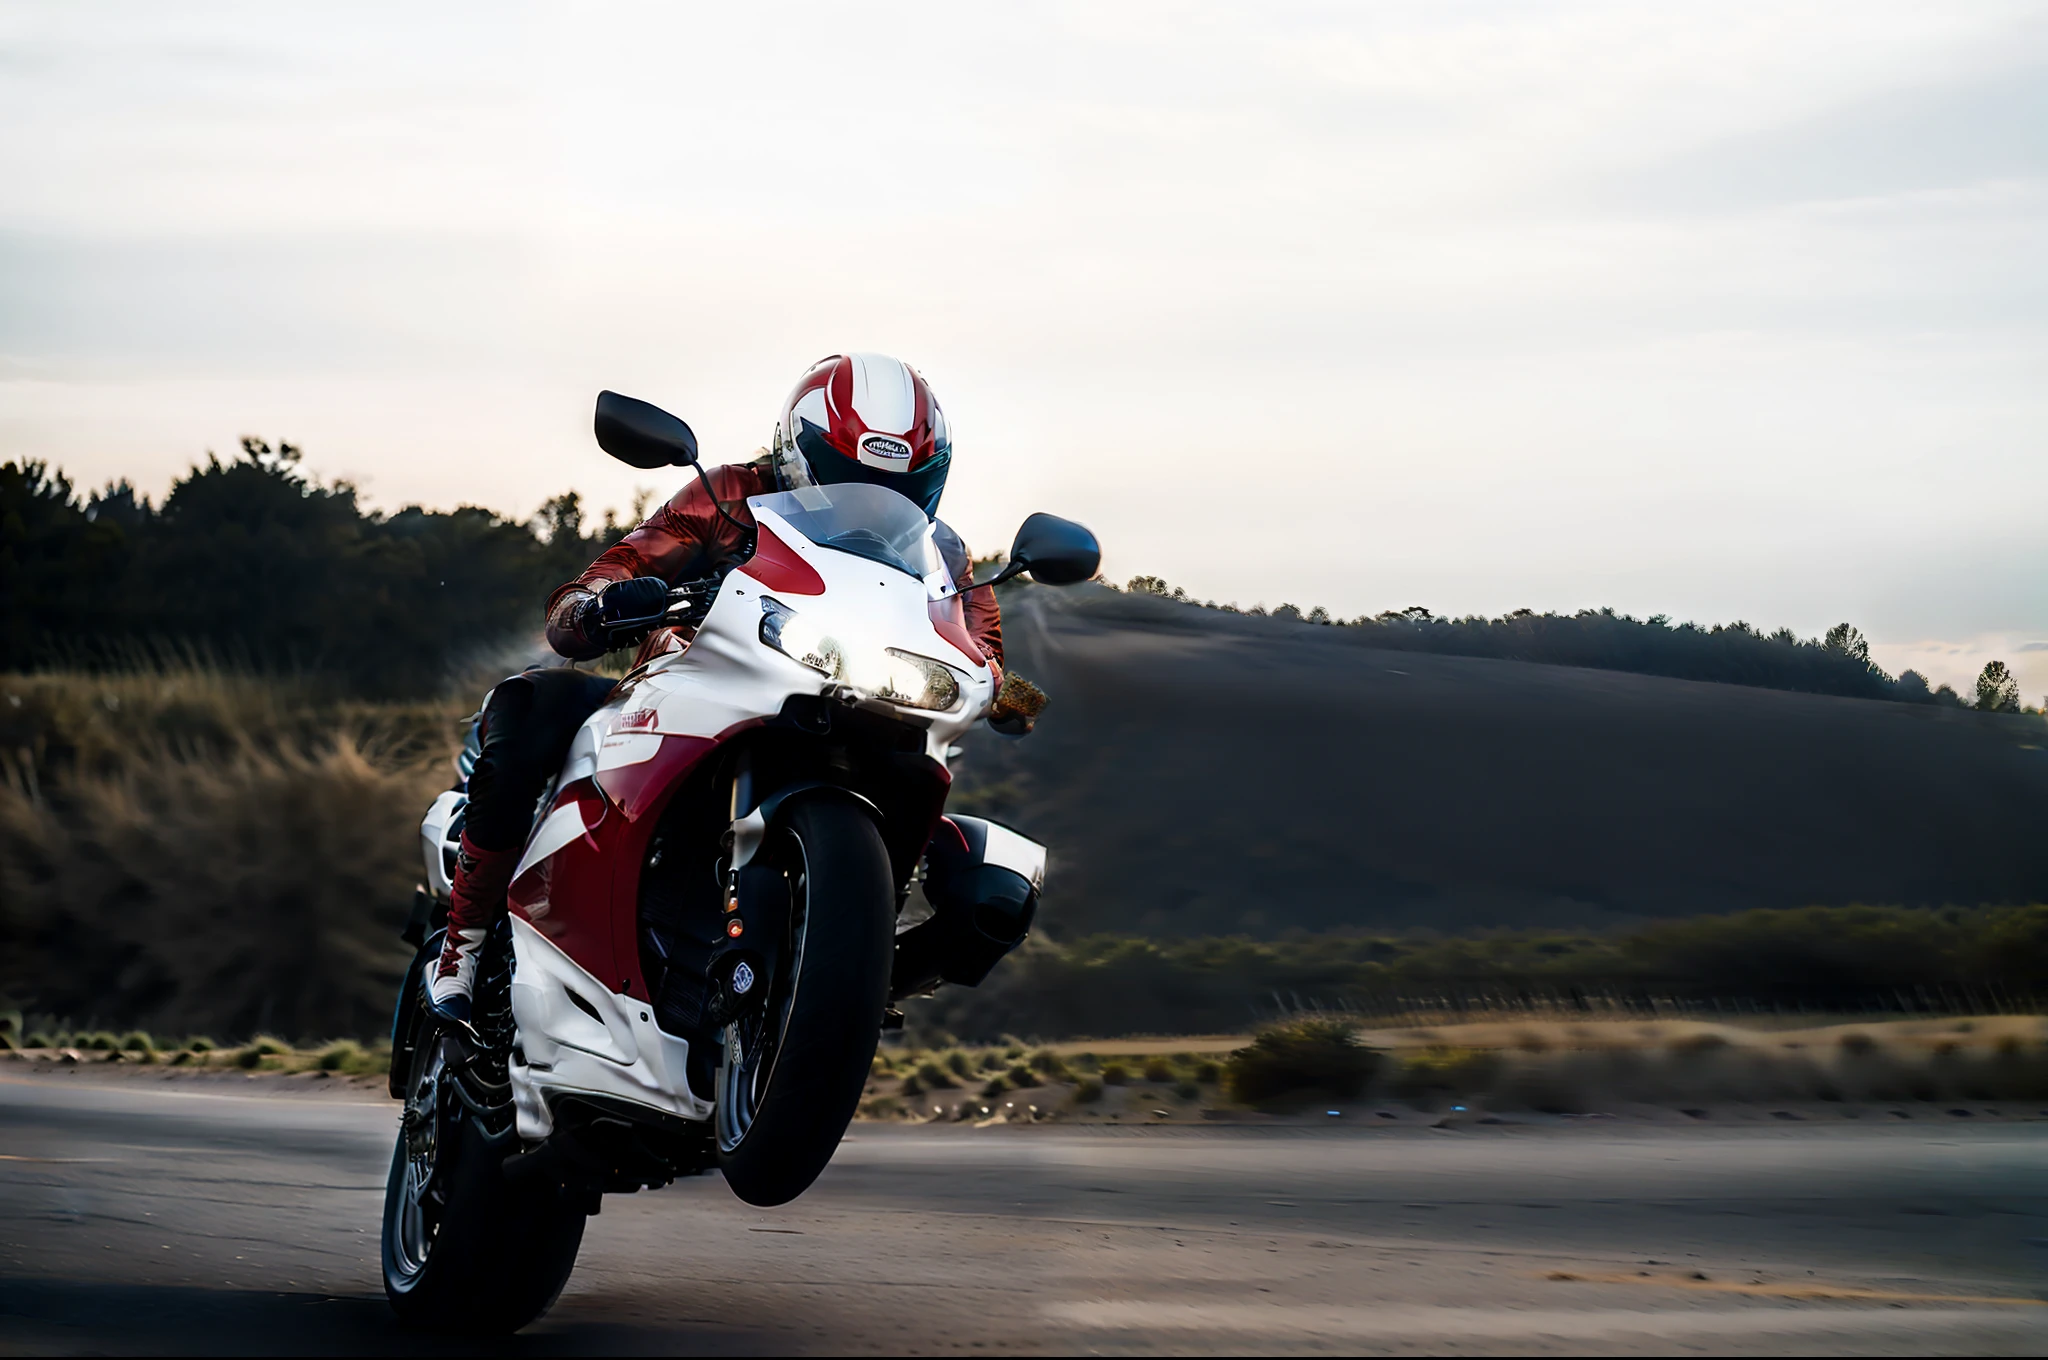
[3,445,2033,711]
[1117,576,2035,713]
[1,445,625,695]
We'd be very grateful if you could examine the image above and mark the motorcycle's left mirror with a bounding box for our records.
[595,390,699,469]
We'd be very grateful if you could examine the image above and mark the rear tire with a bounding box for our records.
[382,1027,587,1333]
[718,797,893,1207]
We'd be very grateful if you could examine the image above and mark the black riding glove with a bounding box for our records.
[585,576,671,647]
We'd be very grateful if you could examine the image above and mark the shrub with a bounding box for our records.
[1006,1064,1034,1088]
[1142,1057,1175,1083]
[1074,1076,1104,1103]
[314,1040,368,1072]
[900,1072,924,1097]
[981,1074,1008,1097]
[1028,1048,1071,1079]
[235,1034,291,1069]
[1394,1046,1499,1097]
[186,1037,215,1052]
[1072,1052,1100,1072]
[83,1031,118,1051]
[915,1060,957,1089]
[25,1032,53,1049]
[118,1030,155,1054]
[1225,1018,1379,1107]
[1101,1061,1131,1085]
[944,1050,972,1078]
[1193,1059,1221,1084]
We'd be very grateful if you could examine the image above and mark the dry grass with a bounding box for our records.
[1,665,460,1039]
[8,1033,389,1077]
[857,1016,2048,1120]
[16,1017,2044,1116]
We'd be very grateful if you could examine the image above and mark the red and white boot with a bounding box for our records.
[425,834,520,1031]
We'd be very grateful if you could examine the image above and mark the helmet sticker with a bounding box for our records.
[858,433,913,468]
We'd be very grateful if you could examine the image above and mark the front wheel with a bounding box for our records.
[717,797,894,1207]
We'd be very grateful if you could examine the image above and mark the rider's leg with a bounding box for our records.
[427,668,618,1024]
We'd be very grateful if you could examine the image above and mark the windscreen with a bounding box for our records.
[751,483,940,580]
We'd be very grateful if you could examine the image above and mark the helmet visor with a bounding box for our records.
[795,421,950,519]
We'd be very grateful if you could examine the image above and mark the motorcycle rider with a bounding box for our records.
[427,353,1032,1025]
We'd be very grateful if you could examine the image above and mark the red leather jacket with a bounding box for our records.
[545,459,1003,673]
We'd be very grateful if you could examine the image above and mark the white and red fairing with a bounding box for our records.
[483,488,995,1138]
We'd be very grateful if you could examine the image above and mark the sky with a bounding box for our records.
[2,1,2044,697]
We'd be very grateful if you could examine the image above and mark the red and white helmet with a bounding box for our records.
[772,353,953,517]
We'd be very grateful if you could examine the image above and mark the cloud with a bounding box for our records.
[1595,57,2048,214]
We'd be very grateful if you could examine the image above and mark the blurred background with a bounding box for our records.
[2,1,2045,1048]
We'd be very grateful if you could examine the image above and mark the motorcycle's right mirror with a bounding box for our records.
[594,390,700,469]
[1005,512,1101,586]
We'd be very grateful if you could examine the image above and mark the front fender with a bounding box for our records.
[731,782,884,869]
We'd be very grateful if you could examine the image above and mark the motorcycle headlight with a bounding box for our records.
[877,648,963,713]
[759,597,845,679]
[759,599,962,712]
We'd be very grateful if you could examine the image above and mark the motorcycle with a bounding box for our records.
[379,390,1100,1333]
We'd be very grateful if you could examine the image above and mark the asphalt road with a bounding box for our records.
[3,1073,2046,1356]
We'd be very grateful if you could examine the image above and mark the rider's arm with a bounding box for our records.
[963,581,1003,679]
[931,521,1004,679]
[931,524,1038,731]
[544,465,765,660]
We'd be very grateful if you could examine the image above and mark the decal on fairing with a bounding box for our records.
[511,800,592,891]
[741,523,826,596]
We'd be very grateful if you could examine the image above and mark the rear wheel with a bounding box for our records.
[717,797,893,1207]
[382,941,586,1333]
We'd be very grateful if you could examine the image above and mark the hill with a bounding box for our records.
[953,586,2048,938]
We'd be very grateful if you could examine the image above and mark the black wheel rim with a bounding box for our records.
[715,833,807,1154]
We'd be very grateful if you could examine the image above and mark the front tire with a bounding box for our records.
[718,797,894,1207]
